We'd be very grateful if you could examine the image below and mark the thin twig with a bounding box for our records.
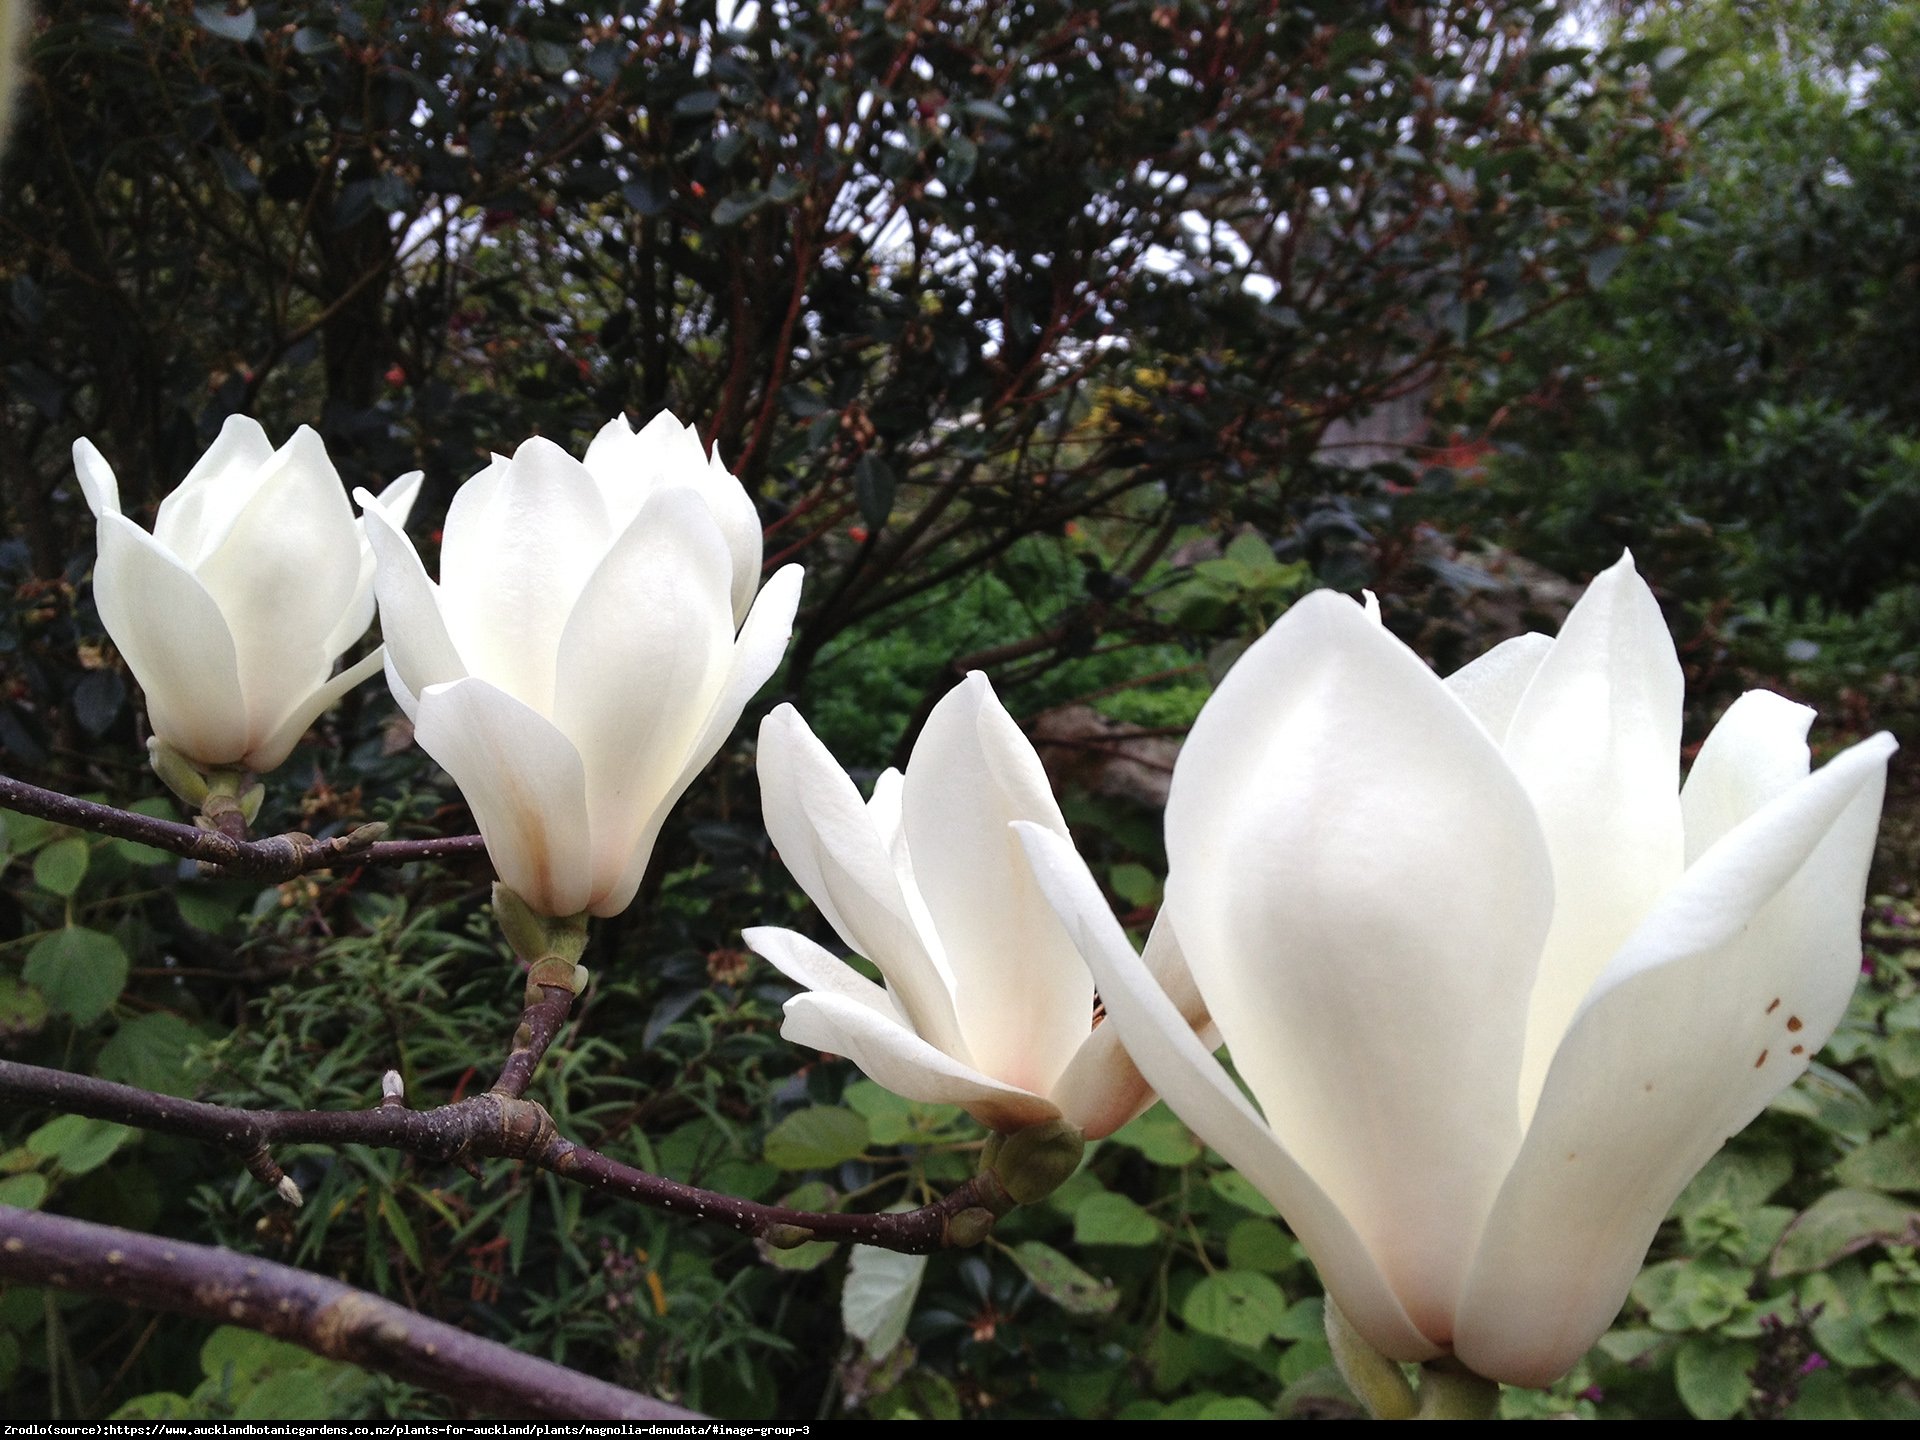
[0,773,485,881]
[0,1205,699,1421]
[0,1060,1004,1255]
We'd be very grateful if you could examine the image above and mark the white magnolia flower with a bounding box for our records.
[1018,554,1894,1387]
[357,412,803,919]
[73,416,421,773]
[745,673,1214,1139]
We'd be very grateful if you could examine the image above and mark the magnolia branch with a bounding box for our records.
[0,1205,699,1422]
[0,772,485,880]
[0,1058,1006,1254]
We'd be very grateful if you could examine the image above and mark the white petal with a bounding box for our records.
[330,469,429,658]
[744,925,903,1023]
[72,439,122,519]
[194,428,362,742]
[585,562,805,919]
[1015,822,1438,1361]
[152,416,278,566]
[902,673,1093,1099]
[782,991,1062,1133]
[1164,590,1553,1343]
[437,438,612,711]
[1444,632,1553,744]
[1455,732,1895,1388]
[357,488,465,718]
[555,488,734,895]
[94,514,250,767]
[243,647,387,773]
[413,677,595,917]
[1681,690,1814,865]
[1504,552,1686,1115]
[1046,913,1219,1140]
[756,705,968,1057]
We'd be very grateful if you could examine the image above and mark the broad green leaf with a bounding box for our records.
[1210,1169,1279,1216]
[0,1173,48,1209]
[1771,1188,1920,1276]
[1674,1335,1756,1419]
[1072,1189,1159,1247]
[24,926,128,1025]
[32,836,90,896]
[97,1013,201,1097]
[763,1106,870,1170]
[1182,1269,1291,1348]
[1837,1125,1920,1194]
[1010,1240,1118,1316]
[842,1240,927,1358]
[1111,1103,1200,1166]
[25,1115,133,1176]
[1226,1218,1298,1273]
[1869,1314,1920,1381]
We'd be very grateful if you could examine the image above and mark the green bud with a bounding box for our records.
[147,738,211,808]
[493,882,590,970]
[982,1118,1085,1205]
[762,1224,817,1250]
[945,1207,996,1248]
[1325,1296,1417,1420]
[1413,1361,1499,1420]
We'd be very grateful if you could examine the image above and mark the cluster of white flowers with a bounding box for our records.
[77,418,1893,1388]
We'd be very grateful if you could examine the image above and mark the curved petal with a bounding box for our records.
[555,488,733,889]
[1444,632,1553,744]
[93,513,249,767]
[72,439,122,519]
[673,562,804,794]
[195,427,362,741]
[1455,732,1895,1387]
[152,416,278,566]
[1047,913,1219,1140]
[331,469,428,657]
[437,438,611,711]
[903,673,1092,1097]
[1164,589,1552,1343]
[1504,553,1686,1113]
[1015,822,1438,1361]
[413,677,595,917]
[242,646,388,773]
[756,705,968,1058]
[743,925,902,1023]
[593,565,804,920]
[782,991,1062,1134]
[358,488,465,720]
[1680,690,1814,865]
[583,414,765,625]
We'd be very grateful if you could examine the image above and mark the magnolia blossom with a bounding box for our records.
[745,673,1214,1138]
[73,416,421,773]
[1019,555,1894,1387]
[357,413,802,918]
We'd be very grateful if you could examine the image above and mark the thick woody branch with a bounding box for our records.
[0,1059,1004,1254]
[0,772,485,880]
[0,1205,699,1421]
[489,983,578,1099]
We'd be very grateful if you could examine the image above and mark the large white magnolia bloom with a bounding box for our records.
[357,413,803,918]
[73,417,421,773]
[746,673,1214,1138]
[1019,554,1895,1388]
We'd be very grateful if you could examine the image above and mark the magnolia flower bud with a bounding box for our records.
[745,673,1217,1140]
[358,413,803,919]
[74,417,421,774]
[1021,554,1895,1389]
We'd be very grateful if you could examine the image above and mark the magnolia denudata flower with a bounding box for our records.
[745,673,1214,1140]
[73,416,421,774]
[357,413,802,919]
[1018,554,1894,1388]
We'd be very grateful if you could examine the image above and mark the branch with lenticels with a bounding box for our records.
[0,771,486,881]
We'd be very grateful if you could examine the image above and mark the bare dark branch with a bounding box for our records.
[0,1205,700,1421]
